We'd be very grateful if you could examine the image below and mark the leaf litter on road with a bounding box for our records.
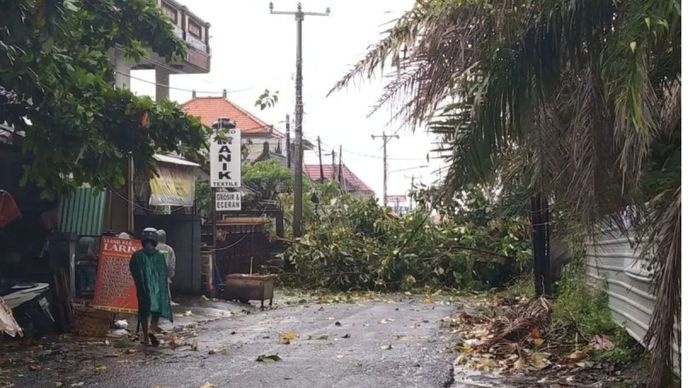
[447,295,634,385]
[256,354,282,363]
[279,331,300,344]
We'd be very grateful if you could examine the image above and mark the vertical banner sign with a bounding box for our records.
[92,236,142,313]
[210,128,241,188]
[216,191,242,211]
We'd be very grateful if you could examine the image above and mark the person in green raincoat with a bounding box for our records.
[129,227,172,346]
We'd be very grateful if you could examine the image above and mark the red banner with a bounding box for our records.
[92,236,141,314]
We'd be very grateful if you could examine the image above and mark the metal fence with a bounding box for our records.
[584,226,679,374]
[215,224,270,278]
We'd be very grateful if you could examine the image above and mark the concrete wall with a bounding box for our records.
[584,226,679,373]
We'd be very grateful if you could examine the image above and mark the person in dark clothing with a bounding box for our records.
[129,228,172,346]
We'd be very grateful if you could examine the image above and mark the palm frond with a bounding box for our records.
[641,188,681,387]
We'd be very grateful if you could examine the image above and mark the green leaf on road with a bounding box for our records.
[256,354,282,363]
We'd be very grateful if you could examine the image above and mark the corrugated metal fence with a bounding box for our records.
[585,227,679,373]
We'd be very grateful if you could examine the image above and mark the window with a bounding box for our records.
[188,20,202,39]
[161,3,178,24]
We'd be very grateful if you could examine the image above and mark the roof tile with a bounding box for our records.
[304,164,375,195]
[181,97,284,138]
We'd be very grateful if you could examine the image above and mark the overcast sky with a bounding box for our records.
[131,0,445,202]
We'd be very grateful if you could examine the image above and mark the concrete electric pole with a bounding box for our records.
[317,136,324,181]
[270,2,330,237]
[325,149,337,180]
[285,114,291,169]
[405,174,422,210]
[371,132,399,206]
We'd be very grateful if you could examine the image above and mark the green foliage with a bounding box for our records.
[195,179,211,222]
[0,0,208,197]
[552,274,620,339]
[279,184,532,291]
[277,179,341,238]
[499,274,535,300]
[242,160,292,203]
[254,89,280,110]
[551,262,643,365]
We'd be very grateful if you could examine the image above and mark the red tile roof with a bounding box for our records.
[304,164,375,195]
[182,97,284,138]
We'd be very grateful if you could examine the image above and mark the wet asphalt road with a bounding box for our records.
[4,294,458,388]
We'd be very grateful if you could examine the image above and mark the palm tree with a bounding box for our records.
[330,0,680,386]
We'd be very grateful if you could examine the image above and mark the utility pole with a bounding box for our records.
[405,174,422,210]
[286,114,291,169]
[338,145,343,187]
[270,2,330,238]
[371,132,399,206]
[325,149,336,180]
[317,136,324,181]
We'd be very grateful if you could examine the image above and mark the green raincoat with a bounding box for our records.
[129,247,173,323]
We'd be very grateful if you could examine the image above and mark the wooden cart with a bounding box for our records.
[224,274,276,309]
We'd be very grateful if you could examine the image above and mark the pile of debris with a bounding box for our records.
[446,295,631,386]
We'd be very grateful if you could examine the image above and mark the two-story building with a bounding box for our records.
[112,0,211,102]
[182,94,288,164]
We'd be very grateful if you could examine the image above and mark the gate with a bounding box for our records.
[215,220,270,278]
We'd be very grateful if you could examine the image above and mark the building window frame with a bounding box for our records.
[161,2,178,24]
[188,20,202,39]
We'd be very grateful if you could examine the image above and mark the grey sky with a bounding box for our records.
[131,0,445,201]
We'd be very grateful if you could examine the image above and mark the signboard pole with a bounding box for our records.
[210,117,240,288]
[211,187,217,262]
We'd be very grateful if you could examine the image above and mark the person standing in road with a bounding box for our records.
[129,227,172,346]
[156,229,176,307]
[156,229,176,284]
[155,229,176,316]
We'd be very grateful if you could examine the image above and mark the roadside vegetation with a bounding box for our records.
[328,0,680,385]
[278,182,531,292]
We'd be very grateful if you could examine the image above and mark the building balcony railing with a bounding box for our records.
[158,0,211,74]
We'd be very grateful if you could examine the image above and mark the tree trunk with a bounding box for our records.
[531,194,552,297]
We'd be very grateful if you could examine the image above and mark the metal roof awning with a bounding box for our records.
[58,187,107,236]
[153,154,200,167]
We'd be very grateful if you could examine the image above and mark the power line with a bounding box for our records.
[303,135,426,161]
[120,52,254,96]
[115,70,253,96]
[106,182,187,213]
[343,148,427,162]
